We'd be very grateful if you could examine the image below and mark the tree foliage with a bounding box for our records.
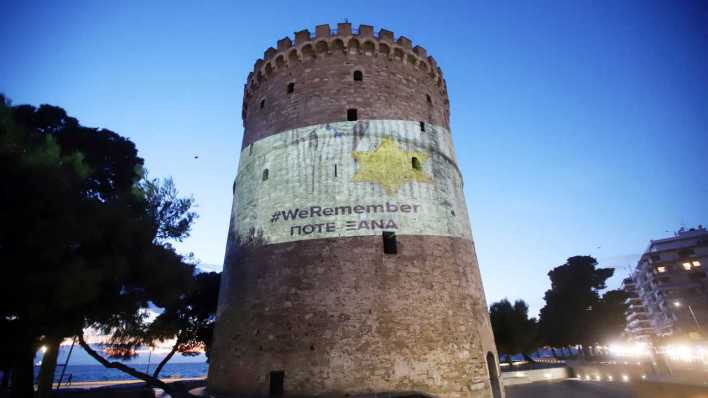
[590,289,629,344]
[489,299,540,363]
[147,271,221,378]
[0,96,208,397]
[141,177,197,243]
[538,256,624,355]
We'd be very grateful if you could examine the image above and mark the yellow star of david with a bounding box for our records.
[351,138,432,195]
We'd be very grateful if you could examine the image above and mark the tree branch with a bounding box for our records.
[78,334,192,398]
[152,339,179,379]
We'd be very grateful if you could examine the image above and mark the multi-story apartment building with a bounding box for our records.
[622,276,654,341]
[624,226,708,340]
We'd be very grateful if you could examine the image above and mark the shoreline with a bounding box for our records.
[53,376,206,391]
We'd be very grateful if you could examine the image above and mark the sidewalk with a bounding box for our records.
[54,376,206,390]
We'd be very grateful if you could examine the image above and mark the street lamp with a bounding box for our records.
[673,301,701,332]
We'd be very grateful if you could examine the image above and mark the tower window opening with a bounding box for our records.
[347,108,358,121]
[412,157,421,170]
[260,99,265,109]
[249,144,254,155]
[420,121,425,132]
[334,164,338,177]
[269,371,284,397]
[262,169,269,181]
[353,70,363,81]
[426,94,432,104]
[287,82,294,94]
[383,231,397,254]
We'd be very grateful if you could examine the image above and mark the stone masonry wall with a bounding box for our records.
[208,23,503,398]
[209,235,498,398]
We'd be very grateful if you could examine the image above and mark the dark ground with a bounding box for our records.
[2,379,704,398]
[508,378,708,398]
[506,380,636,398]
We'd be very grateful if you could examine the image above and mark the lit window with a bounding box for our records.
[682,262,692,270]
[656,266,666,273]
[692,261,701,267]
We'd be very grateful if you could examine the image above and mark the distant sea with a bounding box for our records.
[33,362,208,383]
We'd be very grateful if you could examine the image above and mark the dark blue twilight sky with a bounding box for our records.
[2,1,707,316]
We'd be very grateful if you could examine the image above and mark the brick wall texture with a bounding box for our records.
[208,24,503,398]
[240,23,449,149]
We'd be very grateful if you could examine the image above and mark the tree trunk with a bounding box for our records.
[10,344,35,398]
[152,340,179,379]
[37,336,62,398]
[78,334,195,398]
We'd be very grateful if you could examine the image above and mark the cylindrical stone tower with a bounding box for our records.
[209,23,503,398]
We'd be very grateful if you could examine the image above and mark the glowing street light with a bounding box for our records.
[673,300,702,332]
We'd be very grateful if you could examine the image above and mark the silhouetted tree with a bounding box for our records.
[490,299,540,365]
[538,256,614,359]
[148,271,221,377]
[0,97,199,397]
[590,289,629,345]
[72,175,201,398]
[78,271,220,381]
[1,96,94,397]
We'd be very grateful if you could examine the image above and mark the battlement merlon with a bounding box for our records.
[243,23,448,98]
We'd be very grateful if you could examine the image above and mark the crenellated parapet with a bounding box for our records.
[243,23,448,101]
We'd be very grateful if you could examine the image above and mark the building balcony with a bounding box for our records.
[653,279,701,290]
[627,311,650,322]
[628,318,655,328]
[627,326,654,334]
[625,303,647,311]
[627,318,653,328]
[626,326,655,336]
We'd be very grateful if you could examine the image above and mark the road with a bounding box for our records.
[507,380,636,398]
